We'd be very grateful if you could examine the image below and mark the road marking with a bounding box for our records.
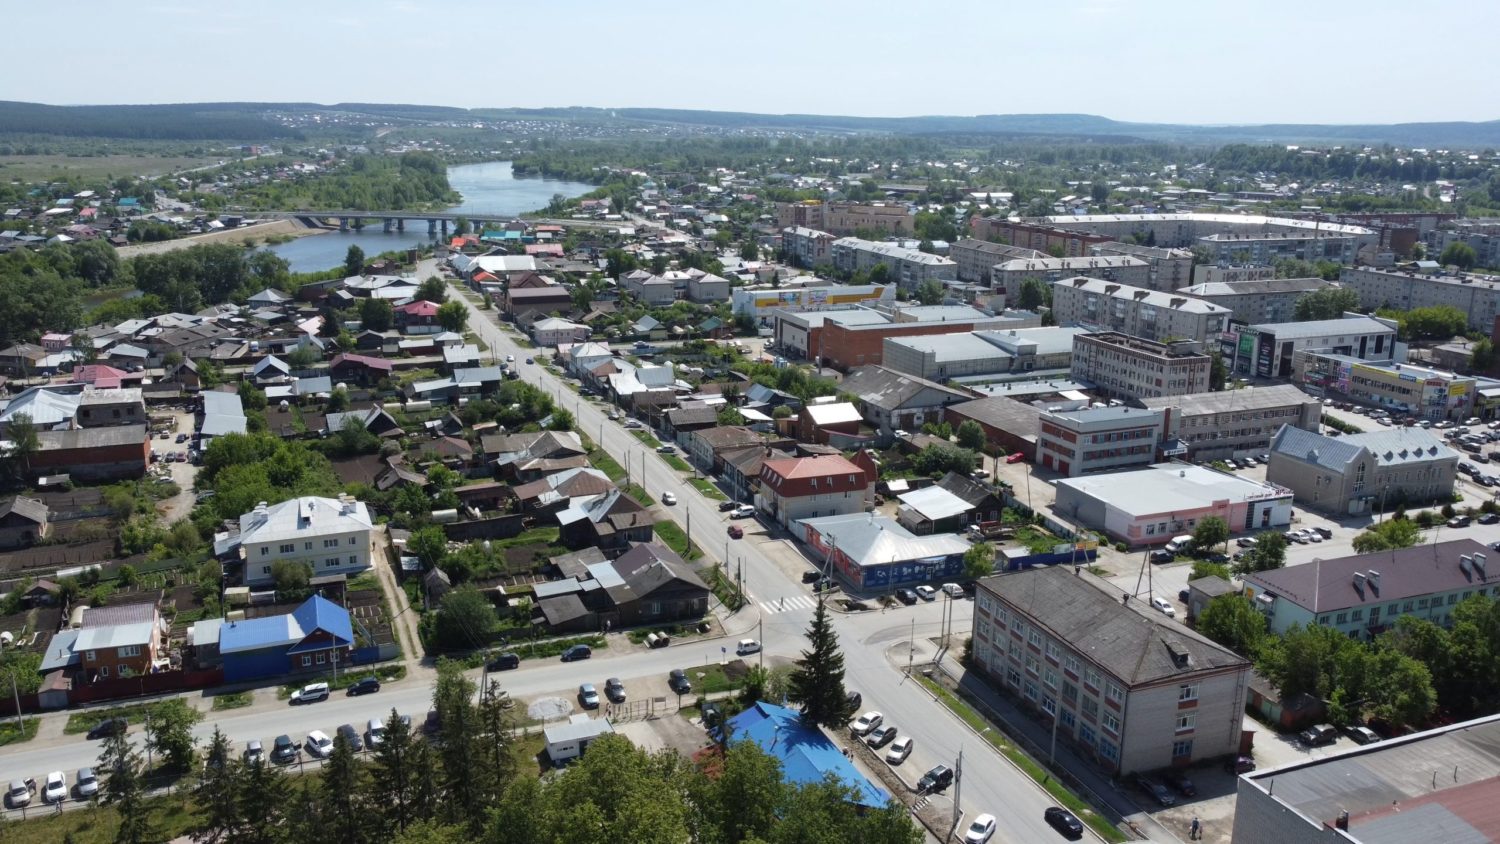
[760,595,816,613]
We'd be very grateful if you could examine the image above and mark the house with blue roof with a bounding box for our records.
[218,595,355,682]
[725,701,891,809]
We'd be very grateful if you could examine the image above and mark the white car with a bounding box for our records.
[6,779,30,808]
[506,354,515,363]
[850,711,884,736]
[1150,596,1176,617]
[662,491,677,505]
[731,504,756,518]
[735,638,761,656]
[42,771,66,804]
[914,585,937,601]
[366,718,386,750]
[964,813,997,843]
[291,682,330,704]
[305,730,334,759]
[885,736,913,764]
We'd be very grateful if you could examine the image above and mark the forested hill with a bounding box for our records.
[0,101,299,140]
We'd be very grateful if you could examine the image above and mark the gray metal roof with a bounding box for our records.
[885,333,1013,363]
[1243,538,1493,614]
[1247,315,1395,340]
[1271,425,1457,470]
[1139,384,1316,415]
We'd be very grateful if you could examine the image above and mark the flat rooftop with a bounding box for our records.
[885,332,1012,363]
[1242,712,1500,844]
[1057,462,1289,513]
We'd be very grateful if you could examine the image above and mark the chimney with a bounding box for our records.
[1461,555,1473,575]
[1475,553,1487,576]
[1353,571,1366,594]
[1368,570,1381,591]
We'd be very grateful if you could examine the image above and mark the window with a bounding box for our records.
[1172,739,1193,758]
[1044,640,1060,661]
[1062,682,1078,703]
[1079,725,1096,747]
[85,650,96,662]
[1082,698,1098,719]
[279,543,295,554]
[1044,668,1058,689]
[1179,684,1198,703]
[262,566,271,575]
[1007,669,1021,687]
[1024,681,1038,701]
[1352,608,1364,621]
[325,558,338,568]
[316,653,326,665]
[1025,655,1039,676]
[1449,594,1459,605]
[1084,668,1100,690]
[1064,655,1080,674]
[348,536,357,545]
[324,539,339,548]
[1336,612,1348,624]
[1105,682,1124,705]
[304,542,312,551]
[1176,713,1196,733]
[99,665,109,677]
[1042,696,1056,715]
[348,555,358,565]
[1028,629,1042,648]
[1061,710,1076,729]
[1009,641,1022,661]
[1011,618,1024,635]
[301,655,312,667]
[259,546,268,556]
[118,645,142,658]
[1102,712,1120,735]
[1099,741,1118,761]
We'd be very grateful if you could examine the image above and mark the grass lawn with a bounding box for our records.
[345,571,382,592]
[663,454,693,472]
[684,660,749,694]
[631,430,663,448]
[688,477,727,500]
[511,634,606,661]
[0,717,39,746]
[210,692,253,711]
[0,791,201,844]
[0,153,221,181]
[915,674,1126,844]
[63,698,201,735]
[654,522,699,560]
[623,483,654,507]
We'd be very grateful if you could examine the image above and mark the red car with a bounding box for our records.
[728,525,744,539]
[1005,452,1027,464]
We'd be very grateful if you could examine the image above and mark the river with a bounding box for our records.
[265,161,595,273]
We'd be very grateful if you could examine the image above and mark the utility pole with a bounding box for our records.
[10,672,21,731]
[951,748,964,838]
[907,618,915,675]
[758,616,764,669]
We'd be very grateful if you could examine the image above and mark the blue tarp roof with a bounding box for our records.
[726,701,891,809]
[219,595,353,655]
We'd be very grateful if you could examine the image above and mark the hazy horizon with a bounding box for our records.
[5,0,1496,126]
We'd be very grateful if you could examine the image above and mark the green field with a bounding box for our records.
[0,153,222,181]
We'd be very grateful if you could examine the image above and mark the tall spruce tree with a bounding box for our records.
[192,728,241,844]
[322,731,368,844]
[98,729,151,844]
[787,596,856,728]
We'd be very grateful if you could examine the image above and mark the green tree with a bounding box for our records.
[322,730,370,844]
[144,699,198,773]
[739,240,760,262]
[433,661,494,832]
[1209,351,1228,391]
[1016,277,1050,311]
[1196,594,1267,655]
[345,245,366,278]
[408,525,449,569]
[1234,531,1288,575]
[1471,339,1495,372]
[547,408,575,431]
[963,542,994,579]
[956,420,986,451]
[711,740,789,843]
[417,276,448,304]
[433,585,497,649]
[1191,516,1230,554]
[1352,518,1421,553]
[370,708,421,835]
[911,443,976,477]
[454,217,470,236]
[787,597,855,729]
[475,680,515,789]
[99,729,152,844]
[360,297,394,332]
[1440,241,1478,270]
[1293,287,1361,321]
[437,300,468,332]
[193,728,242,844]
[1401,305,1468,341]
[4,412,39,481]
[271,559,313,600]
[914,278,944,306]
[238,749,292,844]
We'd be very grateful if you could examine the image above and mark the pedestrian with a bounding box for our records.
[1190,816,1201,840]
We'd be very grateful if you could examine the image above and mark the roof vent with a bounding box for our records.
[1368,570,1381,592]
[1475,553,1487,577]
[1353,571,1366,594]
[1461,555,1473,575]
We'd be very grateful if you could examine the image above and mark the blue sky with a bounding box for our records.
[6,0,1494,125]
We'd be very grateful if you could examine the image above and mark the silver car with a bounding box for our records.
[75,767,99,798]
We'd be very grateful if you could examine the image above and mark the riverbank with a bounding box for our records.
[114,218,320,258]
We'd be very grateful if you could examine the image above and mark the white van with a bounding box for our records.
[1163,535,1193,555]
[941,583,965,598]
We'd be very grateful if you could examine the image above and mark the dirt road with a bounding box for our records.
[115,218,320,258]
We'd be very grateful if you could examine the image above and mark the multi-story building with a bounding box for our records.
[1293,355,1482,421]
[967,217,1112,257]
[731,282,895,318]
[992,255,1151,293]
[813,310,1033,372]
[1138,384,1322,463]
[1176,277,1336,325]
[1340,265,1500,331]
[1050,277,1232,344]
[881,326,1085,382]
[775,201,915,236]
[1224,314,1398,379]
[233,495,375,588]
[1430,222,1500,268]
[949,237,1042,285]
[757,453,875,528]
[1266,425,1458,514]
[1004,212,1376,256]
[1241,539,1491,640]
[1055,462,1293,544]
[830,238,957,291]
[1090,242,1194,292]
[1036,406,1167,477]
[1197,231,1360,264]
[972,566,1252,774]
[781,226,836,268]
[75,603,164,682]
[1070,332,1210,401]
[1190,264,1275,285]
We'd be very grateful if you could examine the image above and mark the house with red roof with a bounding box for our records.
[394,300,441,334]
[329,353,394,386]
[71,364,131,390]
[757,453,875,528]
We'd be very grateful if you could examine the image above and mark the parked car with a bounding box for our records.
[488,652,521,671]
[243,741,264,765]
[605,678,626,703]
[736,638,761,656]
[1347,725,1382,745]
[1479,513,1499,525]
[885,736,913,764]
[1313,526,1334,539]
[291,682,330,704]
[656,444,677,454]
[1149,550,1174,564]
[727,525,744,539]
[42,771,66,804]
[1300,723,1339,746]
[305,730,334,759]
[1164,769,1196,797]
[1134,774,1176,807]
[668,669,692,695]
[624,419,642,429]
[849,711,884,736]
[846,690,862,711]
[1448,516,1472,528]
[346,677,381,696]
[731,504,756,518]
[941,583,965,598]
[1044,806,1084,838]
[578,683,600,709]
[75,767,99,798]
[914,585,937,601]
[866,724,898,748]
[271,734,299,764]
[895,588,919,605]
[719,500,738,512]
[561,644,593,662]
[1150,596,1175,617]
[87,718,128,740]
[336,724,364,752]
[366,719,386,750]
[963,814,997,844]
[1006,451,1027,464]
[1178,588,1190,604]
[812,577,836,593]
[917,765,954,793]
[6,780,31,808]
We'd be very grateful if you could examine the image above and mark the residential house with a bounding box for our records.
[0,343,46,375]
[972,566,1251,774]
[75,602,165,681]
[503,285,573,320]
[531,317,591,347]
[394,300,442,334]
[229,495,374,588]
[329,354,394,386]
[218,595,355,682]
[681,426,765,475]
[838,365,970,435]
[556,489,657,551]
[686,271,731,303]
[0,496,49,549]
[757,453,875,528]
[163,359,201,390]
[895,485,975,535]
[513,467,615,513]
[936,471,1005,524]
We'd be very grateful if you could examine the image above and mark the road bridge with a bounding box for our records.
[241,210,631,237]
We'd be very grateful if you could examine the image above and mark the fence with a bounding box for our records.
[441,513,529,541]
[70,668,223,706]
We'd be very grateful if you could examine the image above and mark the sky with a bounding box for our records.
[5,0,1496,126]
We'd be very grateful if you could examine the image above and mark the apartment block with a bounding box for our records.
[1090,242,1195,292]
[1176,277,1335,325]
[949,237,1043,285]
[1197,231,1361,264]
[992,255,1151,292]
[1224,314,1398,379]
[1340,265,1500,332]
[968,217,1112,257]
[1190,265,1276,285]
[1036,405,1167,477]
[1294,354,1483,422]
[1050,277,1232,343]
[781,226,836,268]
[1070,332,1211,401]
[830,237,957,291]
[972,566,1251,775]
[775,201,914,236]
[1138,384,1322,463]
[1017,212,1376,254]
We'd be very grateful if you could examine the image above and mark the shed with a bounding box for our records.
[1186,574,1238,620]
[544,714,614,763]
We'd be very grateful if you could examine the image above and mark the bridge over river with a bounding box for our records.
[244,210,631,237]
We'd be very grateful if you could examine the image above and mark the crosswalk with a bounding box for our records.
[759,595,818,614]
